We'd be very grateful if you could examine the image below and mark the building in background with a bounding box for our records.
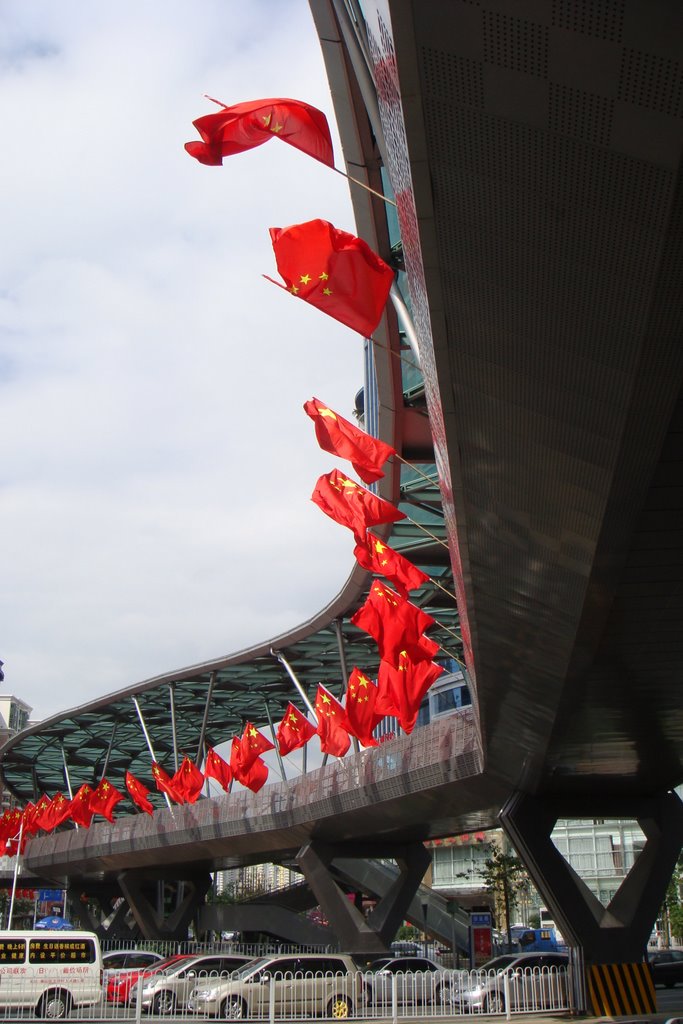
[0,695,33,812]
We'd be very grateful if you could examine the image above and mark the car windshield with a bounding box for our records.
[368,959,393,972]
[231,958,273,980]
[479,955,519,972]
[146,955,191,976]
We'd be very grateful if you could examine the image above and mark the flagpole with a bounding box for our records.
[369,335,421,374]
[270,650,317,721]
[132,698,173,811]
[196,671,217,769]
[263,701,287,782]
[332,166,397,207]
[395,454,440,489]
[8,815,24,929]
[404,516,450,551]
[169,685,179,772]
[435,644,466,669]
[333,620,359,754]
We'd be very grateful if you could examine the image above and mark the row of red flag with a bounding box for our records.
[185,97,395,338]
[184,98,445,733]
[0,98,449,855]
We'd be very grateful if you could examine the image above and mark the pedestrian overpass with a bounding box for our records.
[2,0,683,968]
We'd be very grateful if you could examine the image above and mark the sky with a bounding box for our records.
[0,1,364,721]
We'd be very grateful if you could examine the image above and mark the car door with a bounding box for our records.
[265,957,300,1016]
[387,957,433,1005]
[185,957,232,1006]
[533,955,567,1009]
[508,956,544,1010]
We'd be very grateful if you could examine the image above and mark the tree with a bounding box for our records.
[481,844,529,946]
[660,854,683,945]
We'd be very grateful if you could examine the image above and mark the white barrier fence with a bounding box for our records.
[0,964,574,1020]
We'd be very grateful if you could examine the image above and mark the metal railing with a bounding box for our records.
[0,963,574,1020]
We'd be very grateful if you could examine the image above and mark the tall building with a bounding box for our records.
[0,696,33,812]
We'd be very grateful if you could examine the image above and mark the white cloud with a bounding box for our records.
[0,0,365,717]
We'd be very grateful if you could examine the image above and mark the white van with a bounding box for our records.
[0,930,103,1018]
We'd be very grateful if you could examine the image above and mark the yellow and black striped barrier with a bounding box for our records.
[587,961,656,1015]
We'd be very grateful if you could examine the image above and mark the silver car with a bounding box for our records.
[456,952,569,1013]
[365,955,453,1007]
[187,953,362,1019]
[140,954,253,1014]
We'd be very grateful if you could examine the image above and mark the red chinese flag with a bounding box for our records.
[303,398,395,485]
[344,668,379,748]
[3,807,24,853]
[378,654,445,734]
[229,737,244,781]
[312,469,405,541]
[70,784,94,827]
[354,532,430,600]
[89,778,124,822]
[20,802,35,839]
[239,723,275,773]
[350,581,439,668]
[39,793,73,832]
[171,756,205,804]
[0,810,13,842]
[151,762,185,804]
[186,97,334,167]
[125,771,155,816]
[241,756,269,793]
[276,703,317,756]
[315,685,351,758]
[29,796,50,834]
[204,748,232,792]
[268,219,394,337]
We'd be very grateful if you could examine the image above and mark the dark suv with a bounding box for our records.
[649,949,683,987]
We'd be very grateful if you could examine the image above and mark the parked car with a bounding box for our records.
[107,954,193,1005]
[187,953,362,1019]
[455,952,569,1013]
[0,929,103,1019]
[103,949,165,977]
[365,956,453,1007]
[140,953,254,1014]
[649,949,683,987]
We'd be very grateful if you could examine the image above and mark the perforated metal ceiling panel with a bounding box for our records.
[370,0,683,793]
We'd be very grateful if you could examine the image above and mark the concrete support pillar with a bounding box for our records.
[117,871,212,941]
[68,882,138,940]
[500,790,683,964]
[296,841,430,957]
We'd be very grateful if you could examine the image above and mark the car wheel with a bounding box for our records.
[153,991,177,1015]
[327,995,353,1018]
[221,996,247,1019]
[37,989,72,1020]
[483,990,506,1014]
[433,982,452,1005]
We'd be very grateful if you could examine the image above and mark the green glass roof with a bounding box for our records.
[0,446,460,812]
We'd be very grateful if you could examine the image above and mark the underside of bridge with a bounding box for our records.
[1,0,683,967]
[316,0,683,963]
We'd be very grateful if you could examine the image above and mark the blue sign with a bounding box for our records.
[38,889,63,902]
[470,912,492,927]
